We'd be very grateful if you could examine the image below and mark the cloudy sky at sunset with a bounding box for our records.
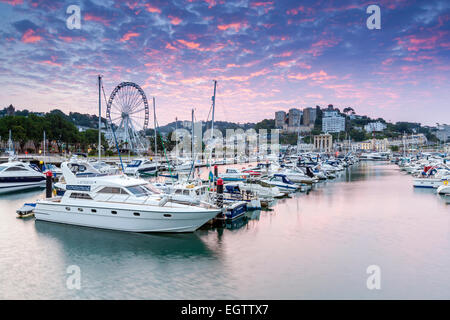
[0,0,449,126]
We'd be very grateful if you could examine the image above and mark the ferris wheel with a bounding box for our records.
[106,82,150,153]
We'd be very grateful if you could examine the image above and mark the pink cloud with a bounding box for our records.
[396,32,448,52]
[39,56,61,67]
[144,4,161,13]
[217,22,247,32]
[84,13,111,26]
[21,29,41,43]
[120,31,140,42]
[165,42,177,50]
[168,15,182,25]
[0,0,23,5]
[177,39,200,49]
[286,6,305,15]
[288,70,335,83]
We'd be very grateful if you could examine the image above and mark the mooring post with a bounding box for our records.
[216,178,223,208]
[45,171,53,198]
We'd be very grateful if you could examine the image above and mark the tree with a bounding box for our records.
[254,119,275,131]
[343,107,355,115]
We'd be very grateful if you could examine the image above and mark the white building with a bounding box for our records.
[388,134,428,147]
[323,110,339,118]
[288,108,302,128]
[322,115,345,133]
[436,124,450,142]
[364,121,387,133]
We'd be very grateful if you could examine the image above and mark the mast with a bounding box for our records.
[209,80,217,166]
[8,129,12,155]
[188,109,195,181]
[98,75,102,161]
[175,117,178,157]
[153,97,157,164]
[211,80,217,139]
[191,108,194,161]
[43,130,46,164]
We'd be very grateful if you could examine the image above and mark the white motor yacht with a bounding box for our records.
[34,163,221,232]
[436,182,450,195]
[124,158,158,176]
[90,161,120,175]
[261,174,300,193]
[0,160,46,194]
[218,168,249,181]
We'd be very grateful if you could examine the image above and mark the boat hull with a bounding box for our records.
[413,178,446,189]
[34,201,220,233]
[0,180,45,194]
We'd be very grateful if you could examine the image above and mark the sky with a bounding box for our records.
[0,0,449,127]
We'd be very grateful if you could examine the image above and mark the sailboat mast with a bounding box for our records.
[43,130,46,164]
[175,117,178,157]
[211,80,217,139]
[98,75,102,161]
[8,129,12,153]
[153,97,157,163]
[191,109,194,161]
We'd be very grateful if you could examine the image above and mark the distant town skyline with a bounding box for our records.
[0,0,449,127]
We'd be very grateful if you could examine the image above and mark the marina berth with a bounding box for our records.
[34,162,222,233]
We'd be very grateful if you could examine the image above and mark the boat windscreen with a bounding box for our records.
[143,184,161,194]
[127,185,151,197]
[127,160,142,168]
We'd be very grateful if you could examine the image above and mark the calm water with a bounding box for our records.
[1,161,449,299]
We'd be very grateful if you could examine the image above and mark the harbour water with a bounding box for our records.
[0,161,449,299]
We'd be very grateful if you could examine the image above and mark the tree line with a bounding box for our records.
[0,111,108,154]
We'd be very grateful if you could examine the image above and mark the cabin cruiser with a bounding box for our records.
[218,168,249,181]
[261,174,300,193]
[436,182,450,195]
[232,181,286,199]
[124,158,158,176]
[0,160,46,194]
[34,162,222,233]
[277,167,318,185]
[90,161,120,175]
[174,160,194,172]
[413,167,450,189]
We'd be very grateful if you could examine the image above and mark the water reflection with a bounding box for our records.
[35,220,216,259]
